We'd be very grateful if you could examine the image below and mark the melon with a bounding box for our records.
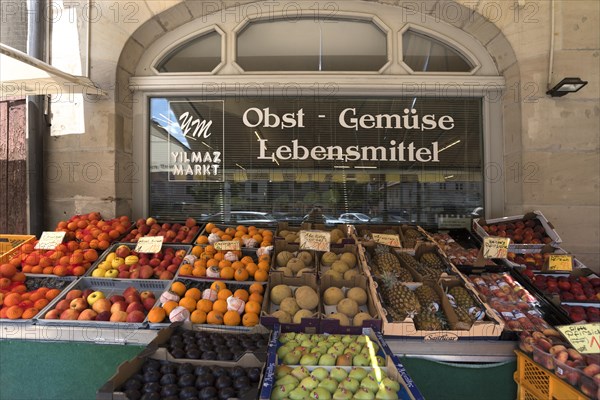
[293,309,314,324]
[340,252,357,268]
[328,312,350,326]
[271,310,292,324]
[337,298,359,318]
[331,260,350,274]
[286,258,306,274]
[276,251,294,268]
[353,312,372,327]
[346,287,368,306]
[323,287,345,306]
[297,251,313,266]
[295,286,319,310]
[321,252,338,266]
[280,297,300,316]
[271,284,293,305]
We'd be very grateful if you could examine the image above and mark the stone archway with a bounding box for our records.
[115,0,522,217]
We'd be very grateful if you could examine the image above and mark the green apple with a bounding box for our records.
[104,269,119,278]
[86,291,105,306]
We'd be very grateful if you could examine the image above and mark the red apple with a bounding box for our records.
[130,270,140,279]
[143,297,156,311]
[65,289,83,301]
[92,298,112,314]
[122,287,139,298]
[126,302,145,313]
[96,311,111,321]
[111,301,128,313]
[45,309,60,319]
[78,309,98,321]
[140,291,155,301]
[110,310,128,322]
[159,270,174,280]
[55,299,71,313]
[108,295,125,304]
[149,258,160,267]
[70,298,88,312]
[126,310,146,323]
[81,289,94,300]
[167,264,179,273]
[115,245,131,258]
[139,265,154,279]
[118,271,131,279]
[60,309,80,320]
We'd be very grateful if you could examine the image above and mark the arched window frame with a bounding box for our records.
[231,12,393,74]
[149,25,226,75]
[399,24,481,75]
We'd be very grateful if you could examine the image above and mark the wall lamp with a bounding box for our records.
[546,77,588,97]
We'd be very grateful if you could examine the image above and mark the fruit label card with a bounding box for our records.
[134,236,164,253]
[557,323,600,354]
[545,255,573,272]
[214,240,241,251]
[372,233,402,248]
[299,230,330,252]
[35,231,66,250]
[483,237,511,259]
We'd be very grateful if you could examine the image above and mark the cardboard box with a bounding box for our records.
[352,224,402,245]
[259,327,425,400]
[97,340,264,400]
[260,273,320,333]
[399,225,429,253]
[473,210,562,253]
[320,274,382,334]
[371,278,504,339]
[275,221,311,241]
[361,242,421,283]
[269,240,318,287]
[310,223,354,244]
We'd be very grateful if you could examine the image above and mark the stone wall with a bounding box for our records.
[42,0,599,269]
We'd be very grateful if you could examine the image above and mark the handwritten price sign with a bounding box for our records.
[214,241,241,251]
[483,237,510,259]
[299,230,330,252]
[35,231,66,250]
[547,255,573,271]
[557,323,600,354]
[135,236,164,253]
[372,233,402,248]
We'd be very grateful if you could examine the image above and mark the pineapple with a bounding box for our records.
[415,284,440,309]
[420,253,444,269]
[416,265,443,281]
[454,306,475,326]
[379,274,421,321]
[402,226,422,248]
[449,287,476,309]
[414,308,446,331]
[396,252,421,270]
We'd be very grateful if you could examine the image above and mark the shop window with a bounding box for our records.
[236,18,388,71]
[402,29,473,73]
[155,30,222,73]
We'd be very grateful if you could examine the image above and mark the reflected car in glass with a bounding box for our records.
[200,211,277,224]
[338,213,371,223]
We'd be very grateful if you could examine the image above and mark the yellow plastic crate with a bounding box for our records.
[0,234,35,264]
[514,350,591,400]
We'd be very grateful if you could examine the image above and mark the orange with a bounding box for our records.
[4,293,22,307]
[0,263,17,278]
[43,266,55,274]
[221,234,233,241]
[252,234,263,243]
[179,264,193,276]
[245,300,261,314]
[245,263,258,277]
[170,281,187,297]
[206,259,219,268]
[254,269,268,282]
[258,261,270,271]
[36,287,49,297]
[53,265,68,276]
[0,278,11,289]
[147,307,166,323]
[72,266,86,276]
[29,291,43,302]
[11,284,26,294]
[191,246,203,257]
[210,281,226,292]
[220,267,234,280]
[196,235,209,244]
[240,256,254,265]
[45,289,61,300]
[179,297,197,312]
[98,240,110,250]
[12,272,25,282]
[22,308,39,319]
[162,300,178,315]
[248,293,263,304]
[234,289,249,302]
[34,298,49,309]
[190,310,207,324]
[192,266,207,277]
[196,299,213,313]
[258,254,270,263]
[218,260,231,269]
[234,268,249,281]
[21,265,33,273]
[213,252,224,262]
[207,310,223,325]
[223,310,241,326]
[205,223,216,232]
[6,305,24,319]
[185,287,202,301]
[212,299,228,314]
[204,245,216,255]
[232,261,245,270]
[217,289,233,301]
[249,283,264,295]
[242,312,259,327]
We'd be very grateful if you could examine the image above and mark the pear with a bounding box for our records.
[348,367,368,381]
[339,377,360,393]
[360,376,379,393]
[311,387,333,399]
[300,353,319,366]
[311,367,329,381]
[356,335,368,344]
[318,377,338,394]
[289,385,310,400]
[341,335,354,344]
[271,383,297,400]
[291,366,311,380]
[375,386,399,399]
[283,349,303,365]
[333,388,353,400]
[300,375,320,391]
[353,353,371,367]
[330,367,349,382]
[280,332,296,343]
[275,374,299,387]
[275,364,293,379]
[277,343,294,359]
[367,368,386,381]
[354,387,376,399]
[319,353,336,366]
[381,378,400,392]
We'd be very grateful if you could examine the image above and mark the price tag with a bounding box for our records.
[483,237,510,259]
[557,323,600,354]
[134,236,164,253]
[35,231,66,250]
[372,233,402,248]
[214,241,241,251]
[547,255,573,271]
[299,230,330,252]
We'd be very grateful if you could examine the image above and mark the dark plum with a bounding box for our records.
[160,384,179,397]
[217,351,234,361]
[211,366,227,377]
[160,374,178,386]
[178,373,196,388]
[171,348,186,358]
[123,378,143,391]
[229,366,246,379]
[140,393,160,400]
[194,365,211,376]
[142,370,161,383]
[195,373,215,389]
[161,364,178,375]
[233,376,251,390]
[123,389,141,400]
[247,367,261,382]
[218,387,237,400]
[186,349,202,359]
[179,386,199,399]
[215,375,232,390]
[198,386,218,400]
[177,363,195,376]
[141,359,161,373]
[201,350,217,360]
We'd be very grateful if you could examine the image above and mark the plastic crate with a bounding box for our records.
[514,350,591,400]
[36,277,169,328]
[0,234,36,264]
